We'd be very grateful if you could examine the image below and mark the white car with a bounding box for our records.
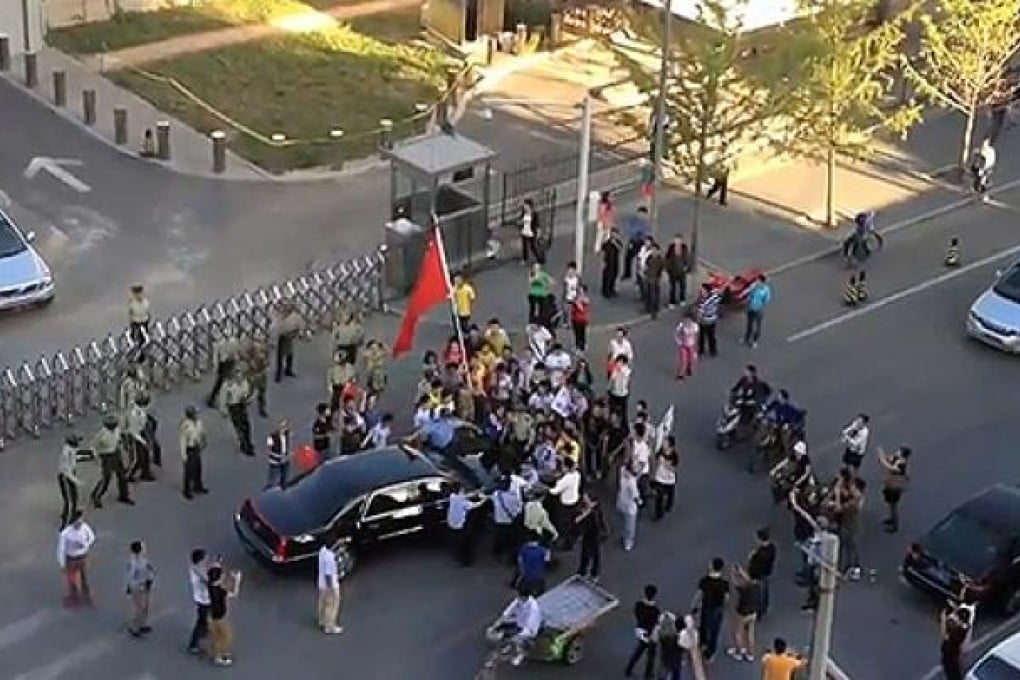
[967,261,1020,353]
[968,628,1020,679]
[0,209,54,310]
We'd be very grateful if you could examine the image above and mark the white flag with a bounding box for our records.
[655,405,674,451]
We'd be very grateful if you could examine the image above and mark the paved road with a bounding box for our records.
[2,177,1020,679]
[0,79,617,367]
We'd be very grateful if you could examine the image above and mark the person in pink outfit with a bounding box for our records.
[674,314,699,380]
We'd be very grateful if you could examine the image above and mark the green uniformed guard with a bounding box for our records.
[363,340,388,398]
[843,273,859,307]
[118,365,147,414]
[332,310,365,364]
[125,394,156,482]
[90,414,133,508]
[221,368,255,456]
[327,351,357,415]
[179,405,208,499]
[945,237,961,267]
[242,338,270,418]
[207,329,241,408]
[856,270,869,304]
[273,302,303,383]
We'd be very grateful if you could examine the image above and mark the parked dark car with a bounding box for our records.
[902,485,1020,614]
[234,442,493,577]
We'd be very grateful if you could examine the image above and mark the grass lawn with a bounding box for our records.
[111,6,446,169]
[47,0,395,54]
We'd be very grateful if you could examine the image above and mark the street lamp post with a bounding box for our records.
[649,0,673,234]
[808,532,840,680]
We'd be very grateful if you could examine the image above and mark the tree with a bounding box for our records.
[778,0,921,226]
[902,0,1020,171]
[618,0,780,261]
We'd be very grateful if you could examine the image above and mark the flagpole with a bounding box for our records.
[431,216,471,376]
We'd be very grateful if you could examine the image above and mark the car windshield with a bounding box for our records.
[972,654,1020,680]
[924,512,1011,576]
[0,213,27,258]
[993,267,1020,304]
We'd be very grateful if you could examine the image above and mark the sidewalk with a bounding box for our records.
[7,48,267,180]
[80,0,421,71]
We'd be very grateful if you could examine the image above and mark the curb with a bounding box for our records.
[764,174,1020,277]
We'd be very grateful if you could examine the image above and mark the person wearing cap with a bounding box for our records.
[124,393,156,482]
[118,364,147,415]
[180,405,209,499]
[127,284,151,351]
[90,414,133,508]
[241,337,270,418]
[206,327,241,409]
[272,301,304,383]
[58,433,84,528]
[220,367,254,457]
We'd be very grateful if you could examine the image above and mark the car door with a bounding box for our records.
[417,476,456,529]
[360,481,429,543]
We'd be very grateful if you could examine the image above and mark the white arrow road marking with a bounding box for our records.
[23,158,91,194]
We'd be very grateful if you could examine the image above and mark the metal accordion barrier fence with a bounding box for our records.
[0,248,387,451]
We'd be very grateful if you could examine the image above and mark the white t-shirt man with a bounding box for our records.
[630,437,651,477]
[550,469,581,506]
[318,545,339,593]
[608,364,632,398]
[608,336,634,364]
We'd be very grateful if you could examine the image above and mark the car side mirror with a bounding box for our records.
[25,231,36,244]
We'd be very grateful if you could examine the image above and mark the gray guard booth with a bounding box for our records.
[383,131,497,294]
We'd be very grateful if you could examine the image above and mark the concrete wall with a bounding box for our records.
[0,0,44,55]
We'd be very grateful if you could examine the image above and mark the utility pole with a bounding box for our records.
[808,532,840,680]
[648,0,673,234]
[573,95,592,274]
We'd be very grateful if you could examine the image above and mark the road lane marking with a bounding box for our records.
[11,608,176,680]
[23,158,91,194]
[0,610,60,651]
[786,243,1020,343]
[767,175,1020,277]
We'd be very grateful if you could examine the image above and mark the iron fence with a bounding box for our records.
[0,250,386,451]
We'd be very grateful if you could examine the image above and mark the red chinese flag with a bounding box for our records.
[392,228,451,358]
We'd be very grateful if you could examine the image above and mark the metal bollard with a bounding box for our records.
[156,121,171,160]
[485,34,495,66]
[211,130,227,174]
[113,107,128,145]
[52,70,67,107]
[271,132,287,174]
[328,128,344,170]
[549,12,563,48]
[0,35,10,72]
[82,89,96,125]
[378,119,393,150]
[24,52,38,88]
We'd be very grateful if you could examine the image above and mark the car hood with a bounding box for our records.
[0,248,47,288]
[971,290,1020,330]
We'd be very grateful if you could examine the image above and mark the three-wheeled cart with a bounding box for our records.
[486,575,618,666]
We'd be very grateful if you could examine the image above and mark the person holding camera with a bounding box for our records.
[125,540,155,637]
[840,414,870,472]
[939,603,971,680]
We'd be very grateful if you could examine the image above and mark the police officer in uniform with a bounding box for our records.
[242,338,270,418]
[221,368,255,456]
[119,365,147,414]
[143,394,162,469]
[125,394,156,482]
[179,405,209,499]
[273,302,303,383]
[331,310,364,363]
[58,434,84,528]
[206,329,241,408]
[90,414,134,508]
[127,284,151,350]
[327,351,357,416]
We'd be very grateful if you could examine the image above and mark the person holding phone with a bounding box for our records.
[207,561,241,666]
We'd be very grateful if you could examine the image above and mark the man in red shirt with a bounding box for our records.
[569,284,592,352]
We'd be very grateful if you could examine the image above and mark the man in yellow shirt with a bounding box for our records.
[453,273,476,333]
[761,638,805,680]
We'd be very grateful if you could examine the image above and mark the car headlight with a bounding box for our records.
[41,275,53,286]
[292,534,316,544]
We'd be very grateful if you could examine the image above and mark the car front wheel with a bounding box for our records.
[336,544,357,581]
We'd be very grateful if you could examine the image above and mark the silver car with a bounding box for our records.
[0,209,55,310]
[967,261,1020,353]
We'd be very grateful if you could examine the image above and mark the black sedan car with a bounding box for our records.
[234,442,492,577]
[902,485,1020,614]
